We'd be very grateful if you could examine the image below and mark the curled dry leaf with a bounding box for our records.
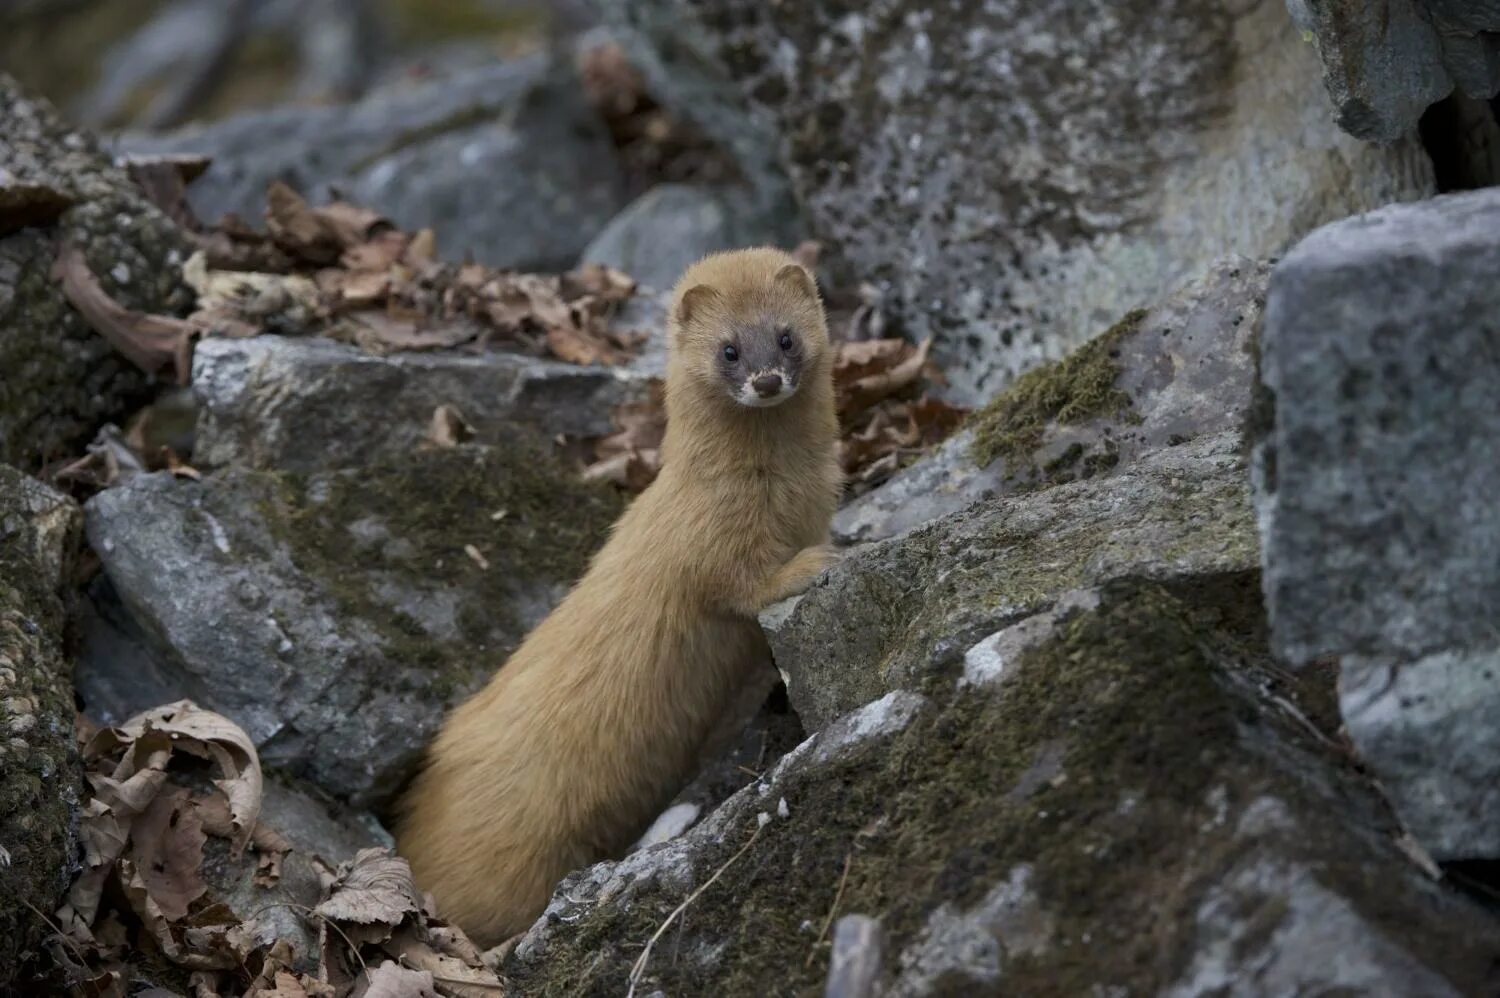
[53,243,201,383]
[316,848,424,930]
[585,382,666,491]
[427,405,475,449]
[118,700,264,854]
[836,337,932,417]
[355,962,439,998]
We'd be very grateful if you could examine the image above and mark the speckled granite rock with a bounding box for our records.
[1256,187,1500,861]
[606,0,1431,402]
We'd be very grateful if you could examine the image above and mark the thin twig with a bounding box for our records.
[20,898,92,971]
[250,900,368,975]
[805,852,853,968]
[626,825,762,997]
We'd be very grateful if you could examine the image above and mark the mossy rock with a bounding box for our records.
[0,73,192,469]
[508,578,1500,996]
[834,258,1268,546]
[772,430,1258,733]
[80,435,622,806]
[0,467,83,987]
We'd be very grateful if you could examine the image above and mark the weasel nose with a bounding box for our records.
[752,373,783,398]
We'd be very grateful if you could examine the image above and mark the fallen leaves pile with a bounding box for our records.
[585,337,967,495]
[57,164,646,386]
[45,700,503,998]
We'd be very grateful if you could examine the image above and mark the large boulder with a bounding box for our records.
[607,0,1432,402]
[0,74,192,468]
[78,440,622,806]
[0,468,83,983]
[835,257,1266,545]
[1255,186,1500,862]
[509,577,1500,995]
[119,55,629,271]
[1289,0,1500,142]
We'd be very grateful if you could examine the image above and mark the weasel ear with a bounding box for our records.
[775,263,818,301]
[677,284,720,326]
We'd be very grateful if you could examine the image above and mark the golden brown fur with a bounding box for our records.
[394,248,842,945]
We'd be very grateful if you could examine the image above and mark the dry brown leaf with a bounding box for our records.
[343,230,410,275]
[53,244,199,383]
[0,166,74,234]
[316,200,392,249]
[838,337,932,417]
[252,822,294,888]
[265,180,344,264]
[545,323,617,366]
[132,787,209,920]
[316,848,424,929]
[354,962,439,998]
[403,229,438,267]
[427,405,475,449]
[118,701,263,855]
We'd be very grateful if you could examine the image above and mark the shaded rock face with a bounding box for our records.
[836,257,1266,545]
[1256,186,1500,861]
[0,468,83,983]
[118,56,629,271]
[509,579,1500,995]
[79,441,622,807]
[1290,0,1500,142]
[610,0,1432,402]
[0,74,192,468]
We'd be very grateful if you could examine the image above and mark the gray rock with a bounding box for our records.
[508,579,1500,995]
[835,257,1266,545]
[0,468,83,985]
[1289,0,1500,142]
[1257,187,1500,667]
[192,294,666,473]
[80,441,622,806]
[607,0,1431,403]
[0,74,192,468]
[771,432,1256,732]
[581,183,761,291]
[1256,186,1500,862]
[119,56,629,271]
[199,773,387,965]
[1340,649,1500,860]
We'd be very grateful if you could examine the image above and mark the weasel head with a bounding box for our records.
[669,249,829,412]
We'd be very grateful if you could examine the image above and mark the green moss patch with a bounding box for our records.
[507,580,1269,995]
[259,435,621,698]
[968,308,1146,472]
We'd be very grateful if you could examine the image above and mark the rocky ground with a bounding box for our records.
[2,1,1500,996]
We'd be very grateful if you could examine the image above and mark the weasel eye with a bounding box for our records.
[778,330,794,351]
[723,344,739,363]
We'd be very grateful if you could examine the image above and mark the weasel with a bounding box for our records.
[394,248,842,946]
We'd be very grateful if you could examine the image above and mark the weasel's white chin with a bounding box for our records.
[737,385,797,408]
